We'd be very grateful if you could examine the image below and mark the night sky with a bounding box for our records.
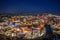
[0,0,60,14]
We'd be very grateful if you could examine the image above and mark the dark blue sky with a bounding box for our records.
[0,0,60,14]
